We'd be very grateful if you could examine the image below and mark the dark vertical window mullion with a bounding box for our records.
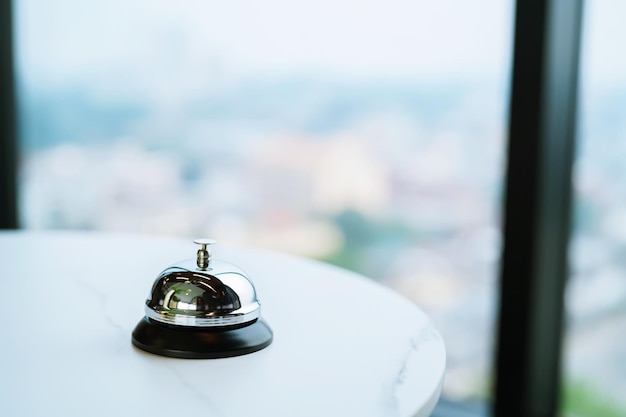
[494,1,584,417]
[0,0,18,229]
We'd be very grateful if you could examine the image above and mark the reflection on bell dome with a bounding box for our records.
[145,260,261,327]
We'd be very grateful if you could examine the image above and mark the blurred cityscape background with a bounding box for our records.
[14,0,626,415]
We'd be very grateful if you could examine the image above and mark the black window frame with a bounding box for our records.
[494,0,583,416]
[1,0,18,229]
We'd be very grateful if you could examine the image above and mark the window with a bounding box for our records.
[563,1,626,415]
[15,0,514,406]
[11,1,612,416]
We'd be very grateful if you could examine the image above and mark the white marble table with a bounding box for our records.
[0,231,445,417]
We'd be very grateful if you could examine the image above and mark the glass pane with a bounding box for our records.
[16,0,513,402]
[564,0,626,415]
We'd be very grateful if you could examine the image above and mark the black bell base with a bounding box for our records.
[131,317,273,359]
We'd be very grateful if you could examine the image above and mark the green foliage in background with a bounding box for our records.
[321,209,415,279]
[562,381,626,417]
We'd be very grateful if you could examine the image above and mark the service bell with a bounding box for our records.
[132,239,273,358]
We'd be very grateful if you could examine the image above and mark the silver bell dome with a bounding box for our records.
[144,239,261,328]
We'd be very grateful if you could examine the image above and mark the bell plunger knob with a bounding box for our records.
[194,238,216,270]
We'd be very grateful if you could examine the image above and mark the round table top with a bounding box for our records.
[0,231,445,417]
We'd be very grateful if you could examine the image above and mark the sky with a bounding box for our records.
[15,0,515,89]
[13,0,625,96]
